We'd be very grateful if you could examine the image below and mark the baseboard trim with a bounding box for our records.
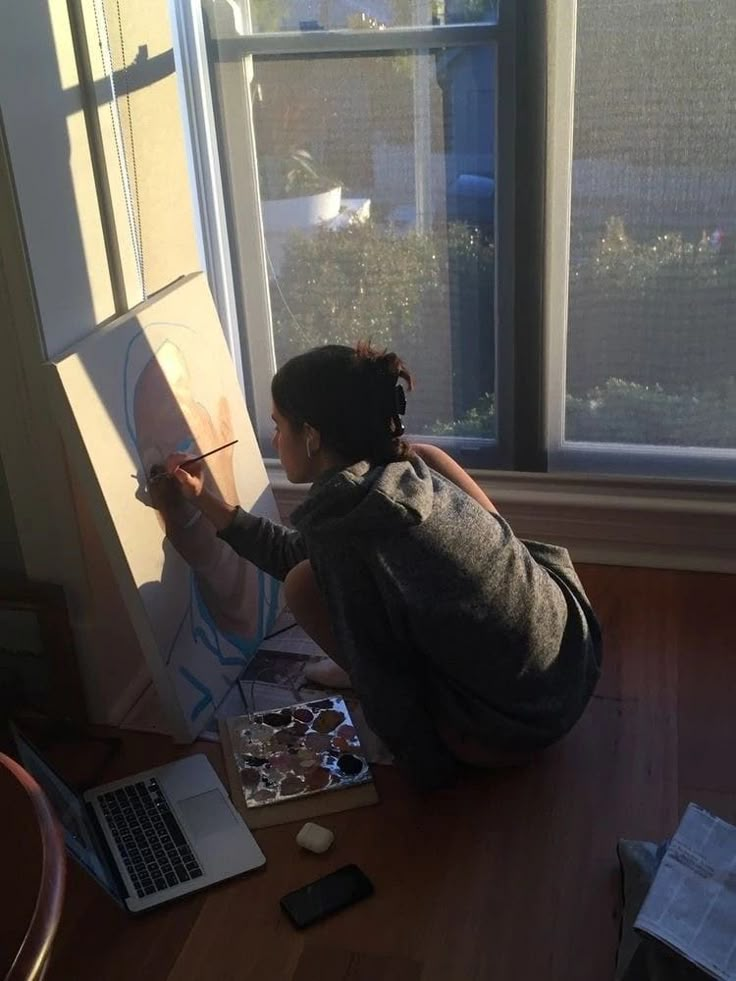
[267,464,736,574]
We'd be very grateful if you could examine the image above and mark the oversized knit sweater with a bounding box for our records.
[218,456,602,788]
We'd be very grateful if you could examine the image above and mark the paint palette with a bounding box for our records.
[226,696,372,809]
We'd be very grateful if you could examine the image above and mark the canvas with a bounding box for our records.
[49,273,282,740]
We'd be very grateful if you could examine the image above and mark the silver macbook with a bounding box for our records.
[11,724,265,913]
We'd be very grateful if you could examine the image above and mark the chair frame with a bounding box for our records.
[1,752,66,981]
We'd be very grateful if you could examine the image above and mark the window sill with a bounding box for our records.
[265,460,736,573]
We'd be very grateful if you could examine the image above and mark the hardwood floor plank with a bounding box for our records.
[678,789,736,826]
[675,571,736,795]
[291,947,422,981]
[48,861,205,981]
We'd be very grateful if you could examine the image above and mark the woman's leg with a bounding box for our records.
[283,559,352,688]
[411,443,498,514]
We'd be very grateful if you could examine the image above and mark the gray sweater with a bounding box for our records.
[219,457,601,788]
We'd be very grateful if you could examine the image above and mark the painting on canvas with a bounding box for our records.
[49,273,282,740]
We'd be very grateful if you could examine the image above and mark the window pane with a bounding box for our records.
[248,1,498,33]
[565,0,736,451]
[253,50,497,440]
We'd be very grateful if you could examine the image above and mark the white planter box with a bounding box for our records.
[262,186,342,275]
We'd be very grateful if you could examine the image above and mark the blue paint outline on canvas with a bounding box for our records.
[122,320,282,727]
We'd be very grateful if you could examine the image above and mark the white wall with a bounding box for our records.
[0,0,200,725]
[0,3,116,358]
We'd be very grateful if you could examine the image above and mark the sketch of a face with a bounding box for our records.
[134,341,238,507]
[131,339,261,646]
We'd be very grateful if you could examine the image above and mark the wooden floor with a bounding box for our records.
[2,564,735,981]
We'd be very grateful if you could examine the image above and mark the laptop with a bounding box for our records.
[10,723,265,913]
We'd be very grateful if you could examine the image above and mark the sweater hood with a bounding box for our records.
[291,456,435,540]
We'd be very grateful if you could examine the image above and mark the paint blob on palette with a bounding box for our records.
[227,696,372,808]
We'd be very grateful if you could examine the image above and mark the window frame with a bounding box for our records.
[174,0,521,468]
[544,0,736,481]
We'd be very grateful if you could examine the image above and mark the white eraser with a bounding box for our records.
[296,822,335,854]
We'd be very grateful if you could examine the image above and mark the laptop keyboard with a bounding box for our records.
[98,777,203,899]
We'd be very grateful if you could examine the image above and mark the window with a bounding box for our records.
[549,0,736,479]
[182,0,509,464]
[176,0,735,481]
[253,49,498,443]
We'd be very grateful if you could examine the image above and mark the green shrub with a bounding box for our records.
[270,220,495,430]
[430,378,736,448]
[580,216,736,293]
[568,217,736,393]
[270,213,734,448]
[429,393,495,437]
[270,220,493,361]
[271,221,438,361]
[566,377,736,448]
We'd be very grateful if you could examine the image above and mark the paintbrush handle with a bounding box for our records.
[179,439,238,469]
[148,440,238,482]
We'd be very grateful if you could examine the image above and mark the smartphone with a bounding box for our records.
[280,864,374,929]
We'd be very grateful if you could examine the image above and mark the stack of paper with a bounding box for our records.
[635,803,736,980]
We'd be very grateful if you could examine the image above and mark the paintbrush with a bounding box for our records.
[148,439,238,482]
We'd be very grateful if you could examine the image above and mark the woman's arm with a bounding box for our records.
[160,452,307,580]
[217,508,307,582]
[195,486,237,532]
[411,443,498,514]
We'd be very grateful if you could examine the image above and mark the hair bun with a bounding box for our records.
[355,341,413,391]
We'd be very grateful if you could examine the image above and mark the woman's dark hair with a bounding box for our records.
[271,342,414,465]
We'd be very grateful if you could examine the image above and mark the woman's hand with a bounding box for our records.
[150,453,238,532]
[165,452,205,499]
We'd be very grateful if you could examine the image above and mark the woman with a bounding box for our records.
[165,343,602,789]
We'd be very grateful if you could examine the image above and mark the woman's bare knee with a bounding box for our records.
[283,560,339,659]
[283,559,318,611]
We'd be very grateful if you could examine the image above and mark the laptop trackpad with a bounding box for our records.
[178,790,236,838]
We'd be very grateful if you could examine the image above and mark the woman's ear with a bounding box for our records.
[304,424,321,456]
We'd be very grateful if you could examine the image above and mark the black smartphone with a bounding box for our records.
[280,864,374,929]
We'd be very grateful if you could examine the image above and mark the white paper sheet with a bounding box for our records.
[636,803,736,980]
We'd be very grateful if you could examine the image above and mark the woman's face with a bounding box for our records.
[271,403,314,484]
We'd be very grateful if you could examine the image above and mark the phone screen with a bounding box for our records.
[280,864,374,928]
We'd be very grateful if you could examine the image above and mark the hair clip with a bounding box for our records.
[391,384,407,436]
[394,384,407,417]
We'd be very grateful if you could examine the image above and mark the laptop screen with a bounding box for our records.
[11,726,123,904]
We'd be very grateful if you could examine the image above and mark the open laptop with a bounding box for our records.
[10,723,265,913]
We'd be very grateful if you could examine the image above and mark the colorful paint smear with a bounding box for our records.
[227,696,372,808]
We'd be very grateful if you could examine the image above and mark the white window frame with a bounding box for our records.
[170,0,249,396]
[172,0,512,464]
[544,0,736,482]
